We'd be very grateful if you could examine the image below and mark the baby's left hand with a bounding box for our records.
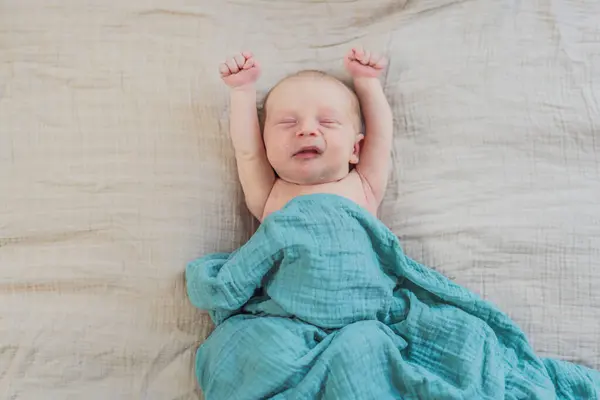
[344,47,387,79]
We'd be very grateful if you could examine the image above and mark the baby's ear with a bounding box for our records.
[349,133,364,164]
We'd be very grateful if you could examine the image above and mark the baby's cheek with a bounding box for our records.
[333,136,355,153]
[264,136,281,152]
[266,140,291,167]
[273,142,292,157]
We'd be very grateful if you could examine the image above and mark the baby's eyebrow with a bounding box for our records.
[318,108,342,117]
[271,110,296,118]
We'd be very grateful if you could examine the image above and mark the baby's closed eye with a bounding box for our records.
[319,118,341,127]
[278,118,297,126]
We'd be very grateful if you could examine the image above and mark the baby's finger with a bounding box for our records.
[353,46,364,61]
[242,58,255,70]
[234,54,245,69]
[226,58,239,74]
[361,50,371,65]
[345,50,354,61]
[374,56,388,69]
[219,63,230,76]
[370,52,382,65]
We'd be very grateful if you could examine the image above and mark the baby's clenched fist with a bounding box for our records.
[219,51,261,88]
[344,47,387,79]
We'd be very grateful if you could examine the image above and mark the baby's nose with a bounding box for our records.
[297,130,318,137]
[297,121,319,137]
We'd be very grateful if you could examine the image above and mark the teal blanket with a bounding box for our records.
[186,194,600,399]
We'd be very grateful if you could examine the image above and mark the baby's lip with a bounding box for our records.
[293,146,323,156]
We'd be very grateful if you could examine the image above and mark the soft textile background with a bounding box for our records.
[1,0,599,398]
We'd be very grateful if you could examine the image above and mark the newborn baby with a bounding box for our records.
[187,49,600,399]
[218,47,393,220]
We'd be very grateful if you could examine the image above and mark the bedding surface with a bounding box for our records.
[1,0,599,398]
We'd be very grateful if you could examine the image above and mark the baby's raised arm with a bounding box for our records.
[219,52,275,220]
[344,48,393,207]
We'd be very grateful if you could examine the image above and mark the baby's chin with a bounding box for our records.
[276,167,348,186]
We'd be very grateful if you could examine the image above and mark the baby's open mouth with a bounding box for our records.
[293,146,322,158]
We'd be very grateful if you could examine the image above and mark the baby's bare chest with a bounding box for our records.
[262,173,375,220]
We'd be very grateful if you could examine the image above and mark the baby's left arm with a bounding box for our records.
[345,47,393,207]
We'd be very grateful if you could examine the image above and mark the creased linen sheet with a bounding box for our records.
[1,0,599,398]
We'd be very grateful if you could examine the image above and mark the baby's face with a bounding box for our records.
[263,75,362,185]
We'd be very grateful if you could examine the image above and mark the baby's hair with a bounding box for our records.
[259,70,363,132]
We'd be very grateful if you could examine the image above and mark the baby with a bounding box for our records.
[187,49,600,398]
[218,47,393,220]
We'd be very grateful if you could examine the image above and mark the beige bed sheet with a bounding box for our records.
[1,0,599,398]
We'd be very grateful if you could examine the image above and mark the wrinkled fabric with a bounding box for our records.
[3,0,600,397]
[186,194,600,400]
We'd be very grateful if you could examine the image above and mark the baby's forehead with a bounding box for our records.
[275,73,348,95]
[267,73,358,111]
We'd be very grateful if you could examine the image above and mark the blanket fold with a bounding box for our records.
[187,194,600,399]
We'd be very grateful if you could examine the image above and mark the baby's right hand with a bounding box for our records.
[219,52,261,89]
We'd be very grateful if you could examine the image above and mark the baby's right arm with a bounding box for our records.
[219,52,275,220]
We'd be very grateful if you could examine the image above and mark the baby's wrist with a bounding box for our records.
[231,84,257,93]
[353,76,381,90]
[353,76,380,83]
